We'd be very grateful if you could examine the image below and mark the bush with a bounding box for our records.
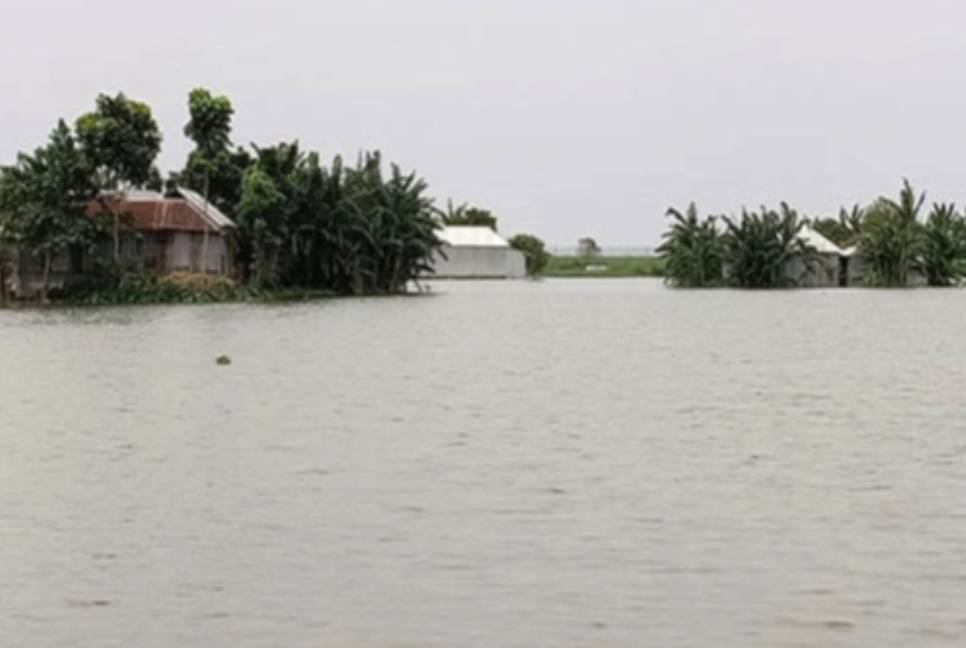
[508,233,550,276]
[70,271,268,305]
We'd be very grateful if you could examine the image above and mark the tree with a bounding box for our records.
[237,167,287,287]
[577,237,602,258]
[173,147,252,215]
[658,203,723,287]
[184,88,233,153]
[508,233,550,276]
[921,202,966,286]
[721,203,816,288]
[442,201,498,230]
[860,180,924,286]
[75,93,162,263]
[183,88,236,272]
[0,216,14,305]
[0,121,101,302]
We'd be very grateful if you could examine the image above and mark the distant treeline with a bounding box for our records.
[0,89,548,302]
[660,180,966,288]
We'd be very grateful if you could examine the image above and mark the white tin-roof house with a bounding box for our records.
[431,226,527,279]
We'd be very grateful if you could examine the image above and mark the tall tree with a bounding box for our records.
[183,88,235,272]
[75,93,162,263]
[921,202,966,286]
[721,203,816,288]
[0,121,101,302]
[861,180,925,286]
[237,167,287,287]
[658,203,723,287]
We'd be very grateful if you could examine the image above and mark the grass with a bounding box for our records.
[543,255,665,278]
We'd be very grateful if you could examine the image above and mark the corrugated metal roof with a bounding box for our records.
[438,226,511,248]
[86,190,237,233]
[176,187,236,230]
[799,224,845,255]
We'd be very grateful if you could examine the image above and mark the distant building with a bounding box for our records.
[430,226,527,279]
[786,225,846,287]
[722,225,860,287]
[577,237,602,257]
[9,187,236,298]
[784,225,930,287]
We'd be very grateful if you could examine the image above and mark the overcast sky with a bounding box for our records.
[2,0,966,246]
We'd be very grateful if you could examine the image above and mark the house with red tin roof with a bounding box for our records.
[9,187,237,298]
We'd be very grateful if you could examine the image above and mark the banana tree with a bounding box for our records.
[722,203,815,288]
[921,202,966,286]
[861,180,924,286]
[658,203,723,287]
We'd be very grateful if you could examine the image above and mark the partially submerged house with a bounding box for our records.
[784,225,929,287]
[431,226,527,279]
[786,225,847,287]
[9,187,236,298]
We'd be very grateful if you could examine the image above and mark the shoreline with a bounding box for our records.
[542,255,664,278]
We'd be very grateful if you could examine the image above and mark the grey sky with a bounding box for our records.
[2,0,965,246]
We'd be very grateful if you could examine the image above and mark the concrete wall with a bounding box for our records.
[432,245,527,279]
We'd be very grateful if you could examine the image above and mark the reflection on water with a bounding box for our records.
[3,280,966,647]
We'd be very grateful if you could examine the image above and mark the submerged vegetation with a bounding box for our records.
[721,204,816,289]
[657,204,722,287]
[1,89,539,305]
[658,202,818,288]
[660,180,966,288]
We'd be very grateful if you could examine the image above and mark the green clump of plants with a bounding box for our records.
[508,233,550,275]
[68,271,269,305]
[659,179,966,289]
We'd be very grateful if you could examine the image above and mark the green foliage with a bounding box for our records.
[657,203,723,287]
[508,233,550,275]
[71,272,267,305]
[238,166,288,287]
[810,206,864,249]
[233,144,442,294]
[442,201,498,230]
[0,120,102,301]
[75,93,162,190]
[810,217,848,248]
[921,202,966,286]
[2,89,467,303]
[544,255,664,278]
[173,147,253,215]
[181,88,237,216]
[722,203,816,288]
[860,180,925,287]
[184,88,234,157]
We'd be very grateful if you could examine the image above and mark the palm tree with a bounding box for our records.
[721,203,815,288]
[838,204,864,247]
[861,180,924,286]
[657,203,723,287]
[921,202,966,286]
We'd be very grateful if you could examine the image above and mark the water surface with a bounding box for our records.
[3,279,966,647]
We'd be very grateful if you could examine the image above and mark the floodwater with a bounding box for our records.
[3,279,966,648]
